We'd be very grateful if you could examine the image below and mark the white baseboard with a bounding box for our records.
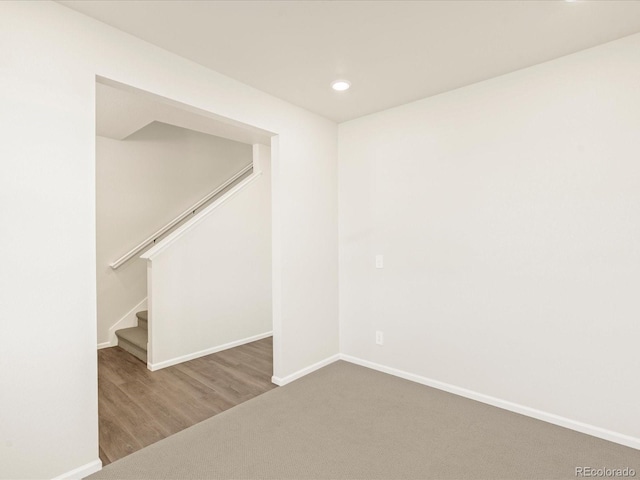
[52,459,101,480]
[148,331,273,371]
[97,297,148,349]
[340,354,640,451]
[272,353,341,386]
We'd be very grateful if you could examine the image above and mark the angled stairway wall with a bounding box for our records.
[96,122,253,347]
[142,144,272,370]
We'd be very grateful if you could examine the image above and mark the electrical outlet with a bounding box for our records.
[375,254,384,269]
[375,331,384,345]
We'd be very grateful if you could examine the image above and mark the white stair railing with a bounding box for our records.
[110,163,253,269]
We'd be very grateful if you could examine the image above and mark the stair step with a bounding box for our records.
[136,310,148,330]
[115,326,147,363]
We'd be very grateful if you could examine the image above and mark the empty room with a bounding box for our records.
[1,1,639,479]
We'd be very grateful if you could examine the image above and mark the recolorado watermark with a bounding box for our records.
[576,467,636,478]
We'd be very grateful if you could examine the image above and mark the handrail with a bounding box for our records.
[110,163,253,269]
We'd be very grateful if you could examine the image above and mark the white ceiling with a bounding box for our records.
[61,1,640,123]
[96,80,272,145]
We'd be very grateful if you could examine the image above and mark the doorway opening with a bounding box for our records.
[95,77,277,465]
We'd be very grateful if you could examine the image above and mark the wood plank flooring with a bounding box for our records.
[98,337,276,466]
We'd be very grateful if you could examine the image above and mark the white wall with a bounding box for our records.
[143,145,271,369]
[339,33,640,446]
[96,122,252,346]
[0,2,338,478]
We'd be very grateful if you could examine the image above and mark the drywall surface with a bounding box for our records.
[96,122,252,346]
[145,145,271,368]
[0,2,338,478]
[339,33,640,444]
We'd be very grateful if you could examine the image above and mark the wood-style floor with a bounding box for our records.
[98,337,276,466]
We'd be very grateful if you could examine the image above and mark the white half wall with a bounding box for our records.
[144,145,272,369]
[338,33,640,445]
[96,121,252,346]
[0,2,338,478]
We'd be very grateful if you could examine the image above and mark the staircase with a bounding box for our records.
[115,310,148,363]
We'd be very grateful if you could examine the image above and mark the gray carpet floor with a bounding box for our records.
[88,361,640,479]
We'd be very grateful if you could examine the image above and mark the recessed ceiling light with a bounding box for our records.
[331,80,351,92]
